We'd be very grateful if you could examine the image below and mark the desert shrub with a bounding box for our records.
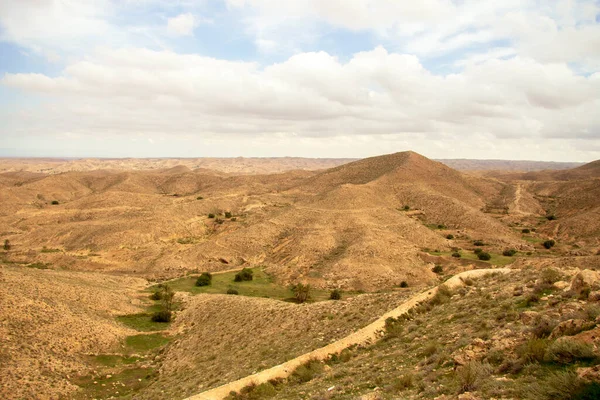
[524,370,592,400]
[503,249,517,256]
[231,217,237,221]
[455,361,491,394]
[543,240,556,249]
[3,239,10,251]
[225,211,232,218]
[485,348,506,366]
[432,265,443,274]
[329,289,341,300]
[544,338,596,364]
[226,381,278,400]
[403,205,410,211]
[290,359,324,383]
[522,228,531,233]
[524,293,540,307]
[291,283,311,303]
[473,248,483,254]
[430,284,452,306]
[151,310,172,323]
[477,252,491,261]
[385,317,404,339]
[196,196,204,200]
[226,288,239,295]
[546,214,557,220]
[400,281,409,288]
[390,373,414,392]
[437,224,446,229]
[215,218,224,224]
[149,291,162,300]
[207,213,215,218]
[195,272,213,287]
[518,338,549,363]
[452,252,461,258]
[446,234,454,240]
[531,317,556,338]
[234,268,253,282]
[473,240,485,246]
[541,268,561,284]
[420,342,438,357]
[51,200,59,205]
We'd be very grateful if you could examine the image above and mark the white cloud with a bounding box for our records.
[167,13,197,36]
[2,46,599,161]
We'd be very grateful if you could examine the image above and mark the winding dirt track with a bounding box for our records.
[184,267,513,400]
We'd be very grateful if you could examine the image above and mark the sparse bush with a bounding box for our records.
[540,268,561,284]
[477,252,491,261]
[430,284,452,306]
[207,213,215,218]
[503,249,517,256]
[403,205,410,211]
[226,288,239,295]
[432,265,443,274]
[329,289,341,300]
[195,272,213,287]
[3,239,10,251]
[525,370,585,400]
[531,317,556,338]
[473,248,483,254]
[390,373,414,392]
[437,224,446,229]
[544,337,596,364]
[546,214,557,221]
[215,218,224,224]
[455,361,491,394]
[543,240,556,249]
[518,338,549,363]
[473,240,485,246]
[231,217,237,222]
[400,281,409,288]
[522,228,531,234]
[452,252,461,258]
[225,211,232,218]
[196,196,204,200]
[525,293,540,307]
[149,291,162,300]
[151,310,172,323]
[291,283,311,303]
[234,268,253,282]
[51,200,59,205]
[446,234,454,240]
[290,359,324,383]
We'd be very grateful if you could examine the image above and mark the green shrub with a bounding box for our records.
[291,283,311,303]
[518,338,549,363]
[390,373,414,392]
[207,213,215,218]
[525,293,540,307]
[226,288,239,295]
[234,268,253,282]
[430,284,452,306]
[149,291,162,300]
[231,217,237,222]
[503,249,517,256]
[437,224,447,229]
[522,228,531,234]
[399,281,409,288]
[151,310,172,323]
[455,361,491,394]
[403,205,410,211]
[432,265,443,274]
[477,252,491,261]
[452,252,461,258]
[446,234,454,240]
[541,268,561,284]
[473,248,483,254]
[546,214,557,220]
[51,200,59,205]
[196,196,204,200]
[3,239,10,251]
[290,360,324,383]
[329,289,341,300]
[543,240,556,249]
[525,370,589,400]
[225,211,232,218]
[195,272,213,287]
[215,218,224,224]
[473,240,485,246]
[531,317,556,338]
[544,338,596,364]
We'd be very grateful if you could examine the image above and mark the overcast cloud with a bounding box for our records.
[1,0,599,161]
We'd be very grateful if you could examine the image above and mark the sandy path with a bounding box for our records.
[184,267,512,400]
[512,183,528,215]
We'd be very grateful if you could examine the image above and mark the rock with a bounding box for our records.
[513,286,524,296]
[577,365,600,382]
[458,393,481,400]
[520,311,539,324]
[570,270,600,294]
[553,281,569,290]
[589,291,600,302]
[549,319,594,339]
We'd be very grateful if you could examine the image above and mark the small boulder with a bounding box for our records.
[520,311,539,324]
[553,281,569,290]
[570,270,600,294]
[588,291,600,302]
[549,319,594,339]
[577,365,600,382]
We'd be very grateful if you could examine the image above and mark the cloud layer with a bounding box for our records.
[1,1,599,161]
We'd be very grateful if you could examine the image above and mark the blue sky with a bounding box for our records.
[1,0,599,161]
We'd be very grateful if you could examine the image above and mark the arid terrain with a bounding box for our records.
[1,152,599,400]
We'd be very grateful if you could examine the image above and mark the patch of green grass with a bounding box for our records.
[125,334,170,353]
[40,247,61,253]
[162,268,343,302]
[426,250,515,266]
[117,313,169,332]
[93,354,140,367]
[26,262,51,269]
[73,366,155,399]
[523,236,543,244]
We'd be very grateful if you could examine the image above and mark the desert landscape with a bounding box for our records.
[1,152,599,400]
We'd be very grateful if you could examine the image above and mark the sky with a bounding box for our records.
[1,1,599,161]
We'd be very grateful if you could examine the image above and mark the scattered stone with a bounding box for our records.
[553,281,569,290]
[549,319,594,339]
[520,311,539,324]
[577,365,600,382]
[570,270,600,294]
